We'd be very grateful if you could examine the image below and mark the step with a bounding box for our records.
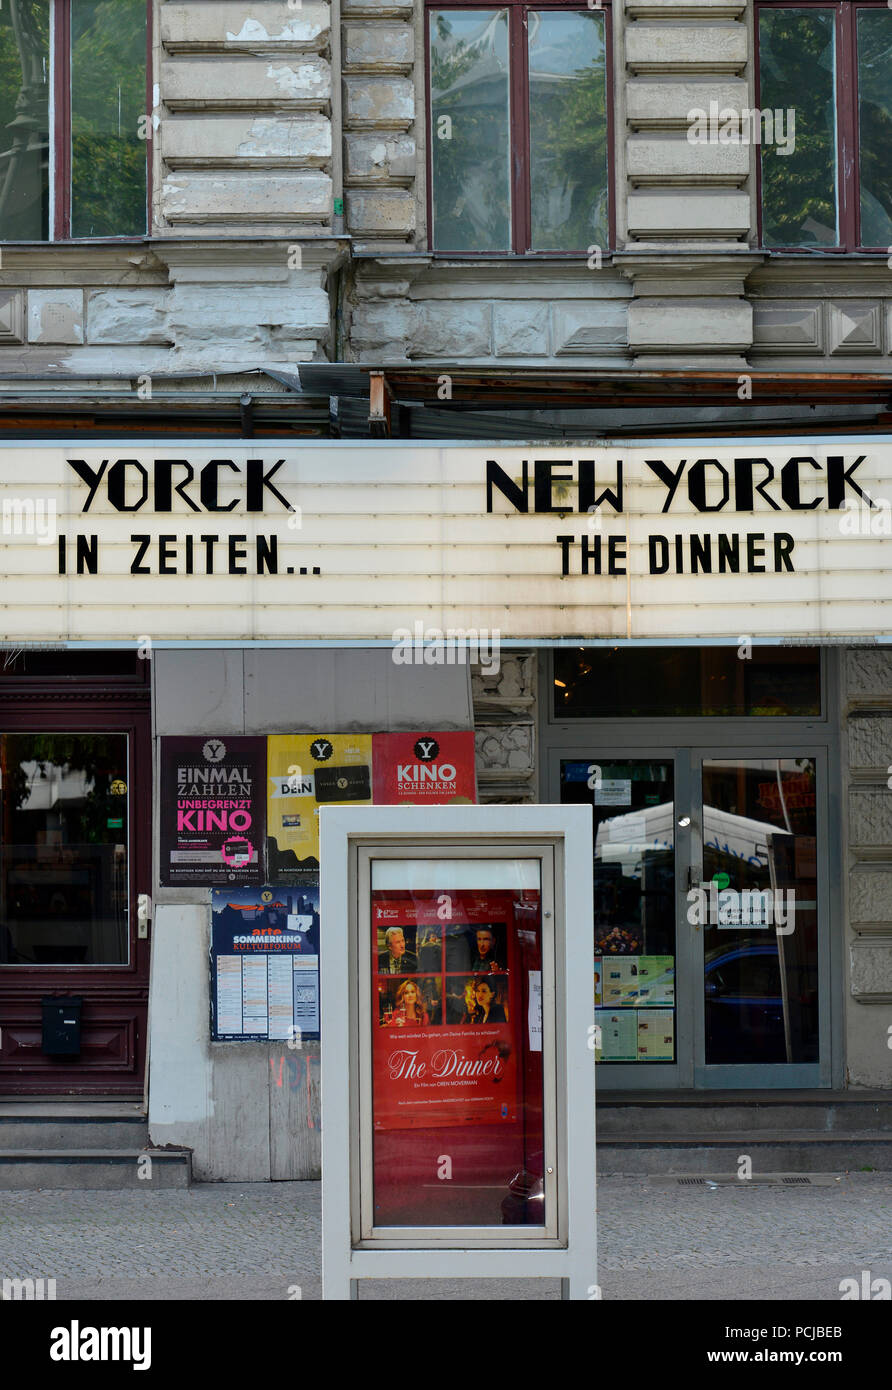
[596,1092,892,1137]
[596,1130,892,1175]
[0,1149,192,1190]
[0,1103,148,1151]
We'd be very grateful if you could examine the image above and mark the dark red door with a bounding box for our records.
[0,655,151,1095]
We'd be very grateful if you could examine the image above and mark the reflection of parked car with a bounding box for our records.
[705,941,786,1064]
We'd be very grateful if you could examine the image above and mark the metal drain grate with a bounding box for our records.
[782,1176,812,1185]
[677,1178,706,1185]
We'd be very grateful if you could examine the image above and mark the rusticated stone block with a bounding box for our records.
[846,649,892,699]
[87,292,172,346]
[162,170,332,223]
[413,302,492,357]
[343,23,413,70]
[342,76,414,128]
[849,788,892,848]
[849,869,892,926]
[848,715,892,771]
[850,942,892,1000]
[345,188,415,235]
[493,303,549,357]
[344,132,414,182]
[161,2,330,51]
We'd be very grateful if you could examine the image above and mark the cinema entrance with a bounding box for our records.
[0,652,151,1096]
[544,644,840,1089]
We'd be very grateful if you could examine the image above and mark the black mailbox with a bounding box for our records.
[41,997,83,1055]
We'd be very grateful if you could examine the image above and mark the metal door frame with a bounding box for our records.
[540,646,843,1091]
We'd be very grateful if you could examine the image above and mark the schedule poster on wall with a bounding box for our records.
[160,736,266,886]
[210,886,320,1042]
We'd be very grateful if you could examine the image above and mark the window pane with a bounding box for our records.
[0,733,130,965]
[857,9,892,247]
[759,8,837,247]
[528,11,608,251]
[0,0,49,240]
[553,647,821,718]
[429,10,511,251]
[71,0,146,238]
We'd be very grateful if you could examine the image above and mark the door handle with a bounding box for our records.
[137,893,152,939]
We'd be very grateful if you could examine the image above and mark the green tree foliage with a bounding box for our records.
[759,9,837,246]
[71,0,146,237]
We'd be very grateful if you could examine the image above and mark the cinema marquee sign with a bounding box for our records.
[0,440,889,642]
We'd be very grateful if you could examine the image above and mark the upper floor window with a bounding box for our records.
[0,0,148,241]
[757,2,892,249]
[427,4,611,253]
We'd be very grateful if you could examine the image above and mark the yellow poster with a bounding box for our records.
[267,734,373,880]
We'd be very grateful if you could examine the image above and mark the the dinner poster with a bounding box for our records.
[267,733,373,882]
[371,889,528,1130]
[372,731,477,805]
[160,736,266,886]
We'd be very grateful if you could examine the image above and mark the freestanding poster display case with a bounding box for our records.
[320,804,596,1299]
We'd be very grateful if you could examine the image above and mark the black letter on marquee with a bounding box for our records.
[107,460,148,512]
[486,459,529,513]
[645,460,686,513]
[67,459,108,512]
[827,456,871,509]
[555,535,574,576]
[130,535,151,574]
[200,461,240,512]
[155,460,199,512]
[780,457,822,510]
[578,459,623,514]
[687,460,729,512]
[246,459,292,513]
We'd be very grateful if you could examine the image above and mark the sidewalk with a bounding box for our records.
[1,1173,890,1300]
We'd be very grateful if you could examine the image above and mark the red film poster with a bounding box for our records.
[372,889,537,1130]
[372,731,477,806]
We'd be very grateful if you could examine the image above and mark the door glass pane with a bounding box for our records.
[0,734,129,964]
[759,8,838,246]
[71,0,147,237]
[371,858,544,1227]
[0,0,49,240]
[562,760,676,1064]
[429,10,511,251]
[701,758,819,1065]
[554,646,821,719]
[857,8,892,247]
[528,10,608,251]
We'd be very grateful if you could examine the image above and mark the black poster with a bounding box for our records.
[160,735,266,886]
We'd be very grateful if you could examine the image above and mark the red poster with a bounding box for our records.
[371,889,536,1130]
[372,731,477,806]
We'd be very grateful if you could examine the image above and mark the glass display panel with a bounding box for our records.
[71,0,146,238]
[553,646,821,719]
[857,8,892,247]
[429,9,511,251]
[758,8,838,246]
[528,10,608,251]
[0,0,49,240]
[701,758,819,1065]
[561,760,676,1063]
[370,857,544,1227]
[0,733,129,964]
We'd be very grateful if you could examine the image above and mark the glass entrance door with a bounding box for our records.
[560,755,690,1084]
[557,747,829,1088]
[692,753,826,1086]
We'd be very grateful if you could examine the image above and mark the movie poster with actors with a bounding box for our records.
[371,889,536,1130]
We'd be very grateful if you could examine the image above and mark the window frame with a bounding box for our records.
[6,0,153,244]
[424,0,615,257]
[754,0,890,252]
